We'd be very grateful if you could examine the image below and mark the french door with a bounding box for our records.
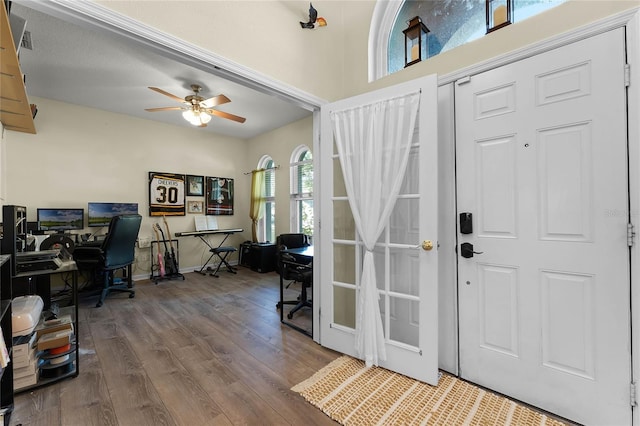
[318,75,439,384]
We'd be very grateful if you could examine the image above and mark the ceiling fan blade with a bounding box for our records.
[148,87,186,103]
[200,94,230,108]
[145,106,185,112]
[208,109,246,123]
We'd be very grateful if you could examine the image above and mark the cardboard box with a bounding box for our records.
[14,372,37,390]
[13,359,38,379]
[34,315,73,339]
[12,332,36,359]
[12,345,36,369]
[37,329,72,351]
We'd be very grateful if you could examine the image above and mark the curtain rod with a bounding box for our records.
[244,165,280,175]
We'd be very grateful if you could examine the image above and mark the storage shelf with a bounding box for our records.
[0,2,36,134]
[14,363,77,394]
[0,301,9,321]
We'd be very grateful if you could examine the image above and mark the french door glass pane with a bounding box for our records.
[389,198,419,245]
[334,286,356,328]
[400,145,420,194]
[380,296,419,347]
[333,243,356,284]
[333,200,355,240]
[372,246,419,296]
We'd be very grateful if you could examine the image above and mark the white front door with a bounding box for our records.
[456,28,630,425]
[319,75,439,384]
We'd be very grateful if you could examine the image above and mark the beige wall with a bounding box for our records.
[94,1,640,102]
[4,97,253,277]
[246,115,313,240]
[95,0,350,102]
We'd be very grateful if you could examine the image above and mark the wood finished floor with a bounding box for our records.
[10,268,339,426]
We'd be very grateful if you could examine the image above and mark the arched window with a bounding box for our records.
[290,146,313,235]
[370,0,566,81]
[258,155,276,242]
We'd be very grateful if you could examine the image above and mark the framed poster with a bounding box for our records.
[206,176,234,215]
[186,175,204,196]
[187,200,204,214]
[148,172,186,216]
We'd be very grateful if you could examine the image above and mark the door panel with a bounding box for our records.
[320,75,439,384]
[456,28,630,425]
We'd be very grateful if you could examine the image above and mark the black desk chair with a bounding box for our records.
[275,233,311,266]
[278,252,312,319]
[73,214,142,307]
[276,233,312,318]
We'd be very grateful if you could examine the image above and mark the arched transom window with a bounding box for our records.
[370,0,566,81]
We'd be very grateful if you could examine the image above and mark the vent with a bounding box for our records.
[21,31,32,51]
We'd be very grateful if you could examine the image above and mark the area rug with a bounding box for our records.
[292,355,567,426]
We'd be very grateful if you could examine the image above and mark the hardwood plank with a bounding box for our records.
[10,270,338,426]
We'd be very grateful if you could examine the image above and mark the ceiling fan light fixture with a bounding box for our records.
[182,109,210,126]
[182,109,196,122]
[200,112,212,124]
[148,85,244,126]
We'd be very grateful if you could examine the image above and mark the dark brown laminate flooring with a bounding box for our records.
[10,268,338,426]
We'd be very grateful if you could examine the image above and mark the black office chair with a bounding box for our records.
[279,252,312,319]
[276,233,312,318]
[73,214,142,307]
[275,233,311,266]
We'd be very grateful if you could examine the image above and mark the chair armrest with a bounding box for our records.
[73,246,105,267]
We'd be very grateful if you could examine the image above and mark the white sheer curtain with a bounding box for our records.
[331,91,421,367]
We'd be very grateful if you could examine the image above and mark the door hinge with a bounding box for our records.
[625,63,631,87]
[628,223,635,247]
[631,382,637,407]
[456,76,471,86]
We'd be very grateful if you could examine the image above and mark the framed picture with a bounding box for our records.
[206,176,234,215]
[186,174,204,196]
[187,200,204,214]
[148,171,186,216]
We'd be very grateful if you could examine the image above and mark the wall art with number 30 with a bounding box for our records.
[148,171,186,216]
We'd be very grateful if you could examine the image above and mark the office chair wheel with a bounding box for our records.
[129,292,135,298]
[96,301,103,308]
[287,312,294,319]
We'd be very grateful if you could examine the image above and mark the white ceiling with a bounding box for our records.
[10,2,312,139]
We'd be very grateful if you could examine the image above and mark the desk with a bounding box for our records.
[13,260,79,392]
[278,246,313,336]
[175,228,243,276]
[284,246,314,259]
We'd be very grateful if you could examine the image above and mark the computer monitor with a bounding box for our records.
[36,208,84,232]
[88,202,138,227]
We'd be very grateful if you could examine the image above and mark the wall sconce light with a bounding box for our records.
[486,0,513,33]
[403,16,430,68]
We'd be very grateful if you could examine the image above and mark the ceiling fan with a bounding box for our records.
[145,84,246,127]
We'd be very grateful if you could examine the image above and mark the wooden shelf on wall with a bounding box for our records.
[0,1,36,134]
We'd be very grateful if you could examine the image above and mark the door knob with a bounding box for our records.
[422,240,434,251]
[460,242,483,258]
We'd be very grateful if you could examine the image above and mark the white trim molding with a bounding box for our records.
[368,0,403,82]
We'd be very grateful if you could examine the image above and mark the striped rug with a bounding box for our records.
[292,355,568,426]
